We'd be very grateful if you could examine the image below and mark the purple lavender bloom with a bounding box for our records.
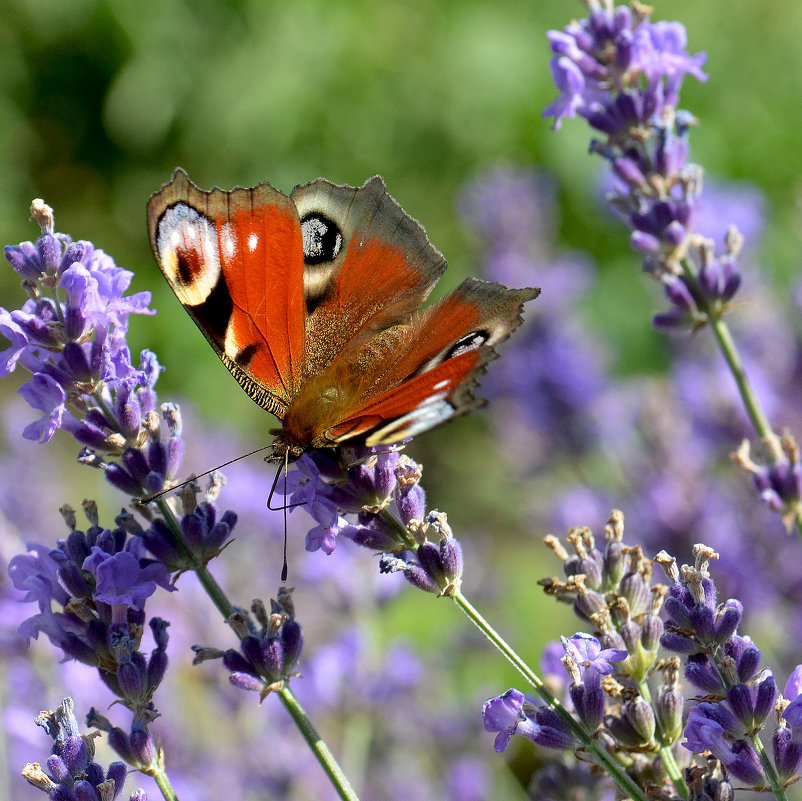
[482,688,530,752]
[280,446,436,561]
[482,688,574,753]
[683,705,764,786]
[21,697,137,800]
[217,589,303,698]
[9,503,173,712]
[545,3,757,334]
[561,633,626,731]
[83,549,161,611]
[303,497,348,554]
[1,202,186,502]
[777,672,802,779]
[657,549,746,673]
[17,373,67,443]
[140,499,237,569]
[544,8,706,131]
[561,633,627,688]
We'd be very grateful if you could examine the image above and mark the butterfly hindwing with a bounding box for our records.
[293,278,539,447]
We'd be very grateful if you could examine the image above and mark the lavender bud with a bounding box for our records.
[774,726,802,780]
[640,615,663,652]
[655,685,684,743]
[130,726,157,767]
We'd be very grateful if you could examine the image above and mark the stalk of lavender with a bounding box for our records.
[542,0,802,533]
[1,204,359,801]
[280,450,651,801]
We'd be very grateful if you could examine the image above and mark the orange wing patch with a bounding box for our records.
[219,205,306,403]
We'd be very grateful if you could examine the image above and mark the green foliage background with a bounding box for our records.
[1,0,801,794]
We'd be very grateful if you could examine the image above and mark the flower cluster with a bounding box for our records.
[656,546,802,789]
[484,511,802,797]
[195,587,304,700]
[9,501,172,775]
[544,2,747,331]
[480,513,670,792]
[282,446,464,595]
[22,697,146,801]
[1,200,182,498]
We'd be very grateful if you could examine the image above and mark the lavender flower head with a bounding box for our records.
[21,697,146,800]
[545,2,750,333]
[216,588,304,700]
[280,445,464,594]
[1,199,184,500]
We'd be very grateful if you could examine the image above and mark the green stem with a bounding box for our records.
[753,734,789,801]
[636,680,688,798]
[708,315,780,457]
[156,498,235,619]
[154,499,359,799]
[679,260,781,460]
[452,589,650,801]
[148,765,180,801]
[277,686,361,801]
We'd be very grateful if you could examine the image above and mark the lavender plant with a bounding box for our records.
[0,203,363,800]
[542,0,800,531]
[468,1,802,798]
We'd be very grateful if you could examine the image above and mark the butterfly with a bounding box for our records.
[147,169,538,465]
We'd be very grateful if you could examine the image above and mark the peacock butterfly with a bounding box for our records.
[147,169,539,463]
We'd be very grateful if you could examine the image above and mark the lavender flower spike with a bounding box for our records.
[545,3,752,332]
[196,587,304,701]
[1,199,190,504]
[21,697,146,800]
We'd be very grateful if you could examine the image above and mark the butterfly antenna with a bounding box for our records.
[281,450,289,582]
[266,460,307,512]
[141,445,274,503]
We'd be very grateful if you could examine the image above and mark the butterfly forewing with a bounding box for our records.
[290,176,448,377]
[147,169,306,417]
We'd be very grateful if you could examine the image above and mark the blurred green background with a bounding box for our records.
[1,0,802,794]
[2,0,801,399]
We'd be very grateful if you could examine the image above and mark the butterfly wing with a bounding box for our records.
[290,175,448,376]
[149,170,538,455]
[147,169,306,418]
[280,275,538,448]
[325,278,539,445]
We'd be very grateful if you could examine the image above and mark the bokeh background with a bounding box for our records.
[2,1,802,799]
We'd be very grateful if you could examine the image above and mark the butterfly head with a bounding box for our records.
[267,430,307,465]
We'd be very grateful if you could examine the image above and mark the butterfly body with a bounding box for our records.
[148,169,538,462]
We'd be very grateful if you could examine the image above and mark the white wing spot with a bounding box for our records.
[433,379,450,391]
[221,223,236,259]
[247,233,259,252]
